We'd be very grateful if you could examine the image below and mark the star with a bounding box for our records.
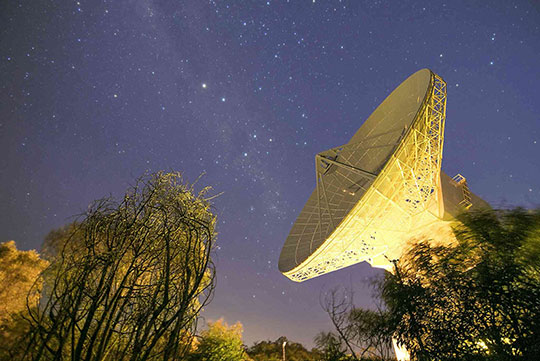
[3,0,539,350]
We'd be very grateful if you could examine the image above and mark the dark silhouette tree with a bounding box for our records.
[247,337,322,361]
[23,172,217,361]
[314,331,351,361]
[321,288,392,360]
[347,308,392,360]
[321,289,359,361]
[382,208,540,360]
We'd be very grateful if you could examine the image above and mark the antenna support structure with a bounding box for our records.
[279,69,488,283]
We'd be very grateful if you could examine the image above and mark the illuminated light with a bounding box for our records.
[278,69,490,360]
[279,69,489,282]
[477,340,488,350]
[393,339,410,361]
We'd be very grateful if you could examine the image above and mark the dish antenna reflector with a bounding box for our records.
[279,69,488,282]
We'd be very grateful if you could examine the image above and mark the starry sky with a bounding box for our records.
[1,0,539,348]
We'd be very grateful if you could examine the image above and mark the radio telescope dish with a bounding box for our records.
[279,69,488,282]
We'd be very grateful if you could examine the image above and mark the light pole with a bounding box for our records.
[282,341,287,361]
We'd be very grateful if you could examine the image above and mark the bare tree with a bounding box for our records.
[321,288,359,361]
[347,307,393,360]
[23,172,217,361]
[321,287,393,360]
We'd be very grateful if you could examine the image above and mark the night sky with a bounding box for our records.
[1,0,539,348]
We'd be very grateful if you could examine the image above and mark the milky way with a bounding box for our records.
[1,1,539,347]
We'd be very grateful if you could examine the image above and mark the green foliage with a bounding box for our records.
[22,172,217,361]
[189,319,250,361]
[247,336,322,361]
[382,208,540,360]
[0,241,48,322]
[314,332,351,361]
[0,241,48,361]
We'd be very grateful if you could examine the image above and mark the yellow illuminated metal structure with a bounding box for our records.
[278,69,488,282]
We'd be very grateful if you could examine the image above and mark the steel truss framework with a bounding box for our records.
[284,73,448,282]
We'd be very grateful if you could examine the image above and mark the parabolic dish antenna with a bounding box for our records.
[279,69,488,282]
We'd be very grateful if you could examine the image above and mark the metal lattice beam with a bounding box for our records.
[283,73,448,282]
